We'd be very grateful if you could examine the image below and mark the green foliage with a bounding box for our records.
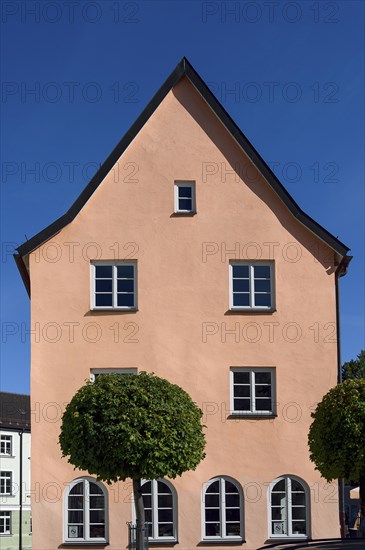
[342,350,365,381]
[59,372,206,484]
[308,379,365,483]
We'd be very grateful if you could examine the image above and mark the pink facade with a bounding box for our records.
[16,59,351,549]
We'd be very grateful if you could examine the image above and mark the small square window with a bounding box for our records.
[0,436,12,456]
[229,262,274,310]
[0,472,12,495]
[0,511,11,535]
[230,368,275,415]
[174,182,196,214]
[92,262,137,310]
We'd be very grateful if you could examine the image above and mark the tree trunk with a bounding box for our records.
[133,478,145,550]
[360,475,365,537]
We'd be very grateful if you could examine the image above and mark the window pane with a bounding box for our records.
[226,508,240,521]
[292,507,306,520]
[254,279,271,292]
[90,510,105,523]
[68,511,83,523]
[233,293,250,307]
[117,280,134,292]
[226,494,240,507]
[234,372,250,384]
[234,385,250,398]
[68,495,83,509]
[142,495,151,508]
[272,521,286,535]
[90,496,104,509]
[273,479,285,492]
[96,280,112,292]
[272,493,286,506]
[232,265,249,278]
[271,507,285,520]
[225,481,238,494]
[157,481,170,494]
[117,294,134,307]
[95,266,112,278]
[254,293,271,307]
[291,480,304,492]
[292,520,306,534]
[145,510,152,523]
[292,492,306,506]
[158,494,172,508]
[205,494,219,507]
[69,525,84,538]
[95,294,113,307]
[233,279,249,292]
[158,524,173,537]
[255,372,271,384]
[255,398,272,411]
[234,398,250,411]
[178,186,192,198]
[90,525,105,538]
[70,482,83,495]
[254,265,271,278]
[117,265,134,278]
[205,523,220,536]
[255,385,272,397]
[226,523,241,536]
[178,198,192,211]
[205,509,220,522]
[142,481,152,494]
[146,522,152,537]
[158,509,173,523]
[206,481,219,494]
[89,483,103,495]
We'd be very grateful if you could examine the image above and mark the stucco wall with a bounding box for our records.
[28,77,340,549]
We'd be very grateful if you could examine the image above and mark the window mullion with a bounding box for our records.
[249,265,254,307]
[251,372,256,413]
[112,264,117,308]
[153,480,158,539]
[220,479,225,538]
[287,477,291,536]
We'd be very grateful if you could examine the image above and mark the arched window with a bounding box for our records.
[141,479,177,541]
[269,476,309,537]
[64,478,108,542]
[202,477,243,541]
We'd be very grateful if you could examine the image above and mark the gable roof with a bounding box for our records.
[0,392,31,431]
[14,57,351,295]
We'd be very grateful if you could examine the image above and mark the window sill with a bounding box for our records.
[198,539,245,546]
[89,308,138,313]
[60,544,109,548]
[225,309,276,315]
[228,414,277,420]
[147,540,178,546]
[265,537,309,543]
[171,212,196,217]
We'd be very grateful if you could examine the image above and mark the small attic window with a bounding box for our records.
[174,181,196,214]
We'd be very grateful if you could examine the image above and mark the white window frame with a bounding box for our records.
[174,181,196,214]
[0,472,12,496]
[91,261,137,311]
[0,435,12,456]
[90,368,137,382]
[268,476,310,539]
[0,511,11,535]
[133,479,177,542]
[230,368,276,416]
[64,477,108,543]
[202,477,243,542]
[229,261,275,311]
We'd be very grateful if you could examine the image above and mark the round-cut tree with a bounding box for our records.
[59,372,206,548]
[308,379,365,535]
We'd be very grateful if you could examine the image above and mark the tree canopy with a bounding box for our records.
[308,378,365,482]
[342,350,365,381]
[59,372,206,483]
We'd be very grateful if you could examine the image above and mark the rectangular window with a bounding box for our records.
[91,262,137,310]
[0,511,11,535]
[230,368,275,415]
[229,262,274,310]
[0,472,12,495]
[90,368,137,382]
[174,182,196,214]
[0,435,12,456]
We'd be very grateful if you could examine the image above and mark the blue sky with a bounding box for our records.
[1,1,364,394]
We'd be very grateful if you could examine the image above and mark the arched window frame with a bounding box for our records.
[268,475,310,539]
[64,477,108,543]
[133,479,177,542]
[202,476,243,542]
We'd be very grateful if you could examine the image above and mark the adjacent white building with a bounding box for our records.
[0,392,31,550]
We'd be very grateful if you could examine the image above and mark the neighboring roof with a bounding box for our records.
[0,392,31,430]
[14,57,351,295]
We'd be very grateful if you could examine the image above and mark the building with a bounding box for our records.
[0,392,31,550]
[14,58,351,549]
